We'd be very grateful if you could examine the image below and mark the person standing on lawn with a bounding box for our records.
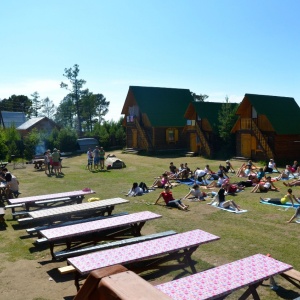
[87,148,93,171]
[99,147,105,170]
[93,146,100,170]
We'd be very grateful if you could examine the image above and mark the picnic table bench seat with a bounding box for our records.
[9,189,95,211]
[64,229,220,290]
[156,254,293,300]
[27,212,128,236]
[54,230,177,260]
[281,268,300,289]
[40,211,162,259]
[18,198,129,226]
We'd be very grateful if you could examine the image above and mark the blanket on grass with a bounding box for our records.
[176,178,213,186]
[259,199,300,208]
[208,201,248,214]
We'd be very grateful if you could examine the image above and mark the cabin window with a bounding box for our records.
[186,120,195,126]
[252,107,257,119]
[166,128,178,143]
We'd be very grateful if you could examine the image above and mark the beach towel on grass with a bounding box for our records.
[259,199,300,208]
[176,178,213,186]
[209,202,248,214]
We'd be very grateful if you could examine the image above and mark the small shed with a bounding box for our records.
[77,138,99,152]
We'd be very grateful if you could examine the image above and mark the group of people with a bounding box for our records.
[0,167,20,199]
[44,148,62,176]
[87,146,105,171]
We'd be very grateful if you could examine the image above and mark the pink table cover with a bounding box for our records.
[28,198,128,219]
[9,190,95,205]
[156,254,292,300]
[68,229,220,275]
[40,211,161,240]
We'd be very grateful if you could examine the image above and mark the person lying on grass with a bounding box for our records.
[126,182,143,197]
[283,179,300,187]
[154,186,189,211]
[250,176,279,193]
[183,184,207,201]
[209,187,242,212]
[260,188,300,207]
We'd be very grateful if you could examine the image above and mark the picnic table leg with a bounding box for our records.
[75,196,83,204]
[107,205,115,216]
[131,221,146,236]
[183,246,199,274]
[238,281,261,300]
[74,271,81,291]
[49,242,55,260]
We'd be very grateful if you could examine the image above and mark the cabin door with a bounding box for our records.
[190,133,197,152]
[241,133,251,158]
[132,129,137,148]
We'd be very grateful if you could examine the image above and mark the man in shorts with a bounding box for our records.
[93,146,100,170]
[87,148,93,171]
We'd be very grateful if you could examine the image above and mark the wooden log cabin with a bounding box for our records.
[231,93,300,161]
[121,86,194,152]
[184,101,238,157]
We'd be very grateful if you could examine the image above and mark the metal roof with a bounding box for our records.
[17,117,45,130]
[1,111,26,128]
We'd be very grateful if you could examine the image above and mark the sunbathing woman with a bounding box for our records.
[251,176,279,193]
[183,184,206,201]
[209,187,242,212]
[275,165,291,181]
[260,188,300,207]
[283,179,300,187]
[225,160,235,173]
[207,173,229,190]
[155,186,189,211]
[151,173,171,188]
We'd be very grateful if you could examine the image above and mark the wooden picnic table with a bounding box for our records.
[156,254,293,300]
[66,229,220,290]
[40,211,162,259]
[9,189,95,211]
[22,198,129,225]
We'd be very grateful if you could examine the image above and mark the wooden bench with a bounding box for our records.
[156,254,293,300]
[54,230,177,260]
[63,229,220,290]
[281,268,300,289]
[39,211,162,259]
[26,212,128,236]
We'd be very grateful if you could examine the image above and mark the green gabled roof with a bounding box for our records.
[191,101,238,132]
[244,94,300,134]
[130,86,193,127]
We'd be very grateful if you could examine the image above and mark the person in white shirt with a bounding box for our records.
[126,182,143,197]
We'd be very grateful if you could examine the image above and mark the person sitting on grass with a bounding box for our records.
[256,167,267,181]
[287,207,300,223]
[206,173,229,190]
[251,176,279,193]
[275,165,291,181]
[183,184,206,201]
[260,188,300,207]
[264,158,279,173]
[204,165,218,180]
[209,187,242,212]
[225,160,235,173]
[194,167,207,185]
[177,163,189,179]
[154,186,189,211]
[150,173,171,189]
[166,162,178,179]
[283,179,300,187]
[126,182,144,197]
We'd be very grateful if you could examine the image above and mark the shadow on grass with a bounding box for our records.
[274,286,300,299]
[46,267,75,283]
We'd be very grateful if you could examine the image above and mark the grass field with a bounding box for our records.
[0,151,299,299]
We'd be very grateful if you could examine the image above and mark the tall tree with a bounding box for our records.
[95,93,109,124]
[60,64,86,134]
[218,96,238,141]
[0,95,32,117]
[55,95,76,128]
[41,97,56,119]
[30,91,42,117]
[191,92,209,102]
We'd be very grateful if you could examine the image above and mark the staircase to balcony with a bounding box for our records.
[195,122,212,157]
[134,119,152,151]
[251,120,275,159]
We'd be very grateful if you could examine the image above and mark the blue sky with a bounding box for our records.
[0,0,299,121]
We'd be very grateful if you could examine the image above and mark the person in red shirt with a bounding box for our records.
[154,186,189,211]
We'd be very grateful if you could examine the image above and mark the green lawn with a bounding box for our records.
[1,151,300,299]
